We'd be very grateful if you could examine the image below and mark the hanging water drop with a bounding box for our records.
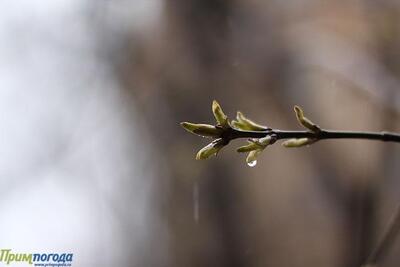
[247,160,257,167]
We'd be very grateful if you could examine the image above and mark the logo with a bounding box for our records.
[0,249,73,266]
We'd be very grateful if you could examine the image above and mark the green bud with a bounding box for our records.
[246,149,262,165]
[237,136,272,153]
[282,138,316,148]
[196,139,225,160]
[294,106,320,132]
[237,136,272,166]
[258,136,272,146]
[212,100,229,126]
[237,142,259,153]
[231,111,268,131]
[180,122,223,137]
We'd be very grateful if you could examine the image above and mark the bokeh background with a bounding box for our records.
[1,0,400,266]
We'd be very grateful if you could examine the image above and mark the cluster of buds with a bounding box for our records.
[180,100,321,166]
[281,105,320,147]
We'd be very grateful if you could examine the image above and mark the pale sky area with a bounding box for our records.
[0,0,165,266]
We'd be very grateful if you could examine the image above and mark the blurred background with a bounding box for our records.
[1,0,400,266]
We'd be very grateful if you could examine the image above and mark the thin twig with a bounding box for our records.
[181,101,400,160]
[229,128,400,143]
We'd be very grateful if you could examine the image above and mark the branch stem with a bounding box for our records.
[230,129,400,143]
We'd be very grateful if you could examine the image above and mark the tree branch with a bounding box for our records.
[181,101,400,161]
[229,128,400,143]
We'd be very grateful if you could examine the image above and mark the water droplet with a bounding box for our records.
[247,160,257,167]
